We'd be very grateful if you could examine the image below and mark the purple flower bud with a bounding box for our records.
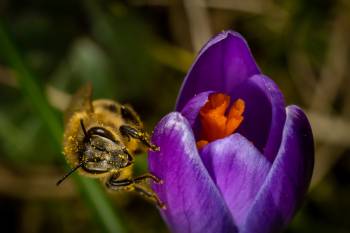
[149,31,314,233]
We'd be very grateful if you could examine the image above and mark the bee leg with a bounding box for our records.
[107,173,162,188]
[132,174,165,208]
[133,173,163,184]
[134,185,166,209]
[106,174,165,208]
[119,125,159,151]
[106,178,134,191]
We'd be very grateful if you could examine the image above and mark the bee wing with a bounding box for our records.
[64,83,94,125]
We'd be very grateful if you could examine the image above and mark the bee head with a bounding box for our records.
[81,126,133,173]
[57,120,134,186]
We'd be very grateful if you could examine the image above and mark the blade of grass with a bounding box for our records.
[0,22,126,233]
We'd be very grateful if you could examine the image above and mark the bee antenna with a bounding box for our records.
[56,161,85,186]
[80,119,88,137]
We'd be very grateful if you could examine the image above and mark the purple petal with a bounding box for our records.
[176,31,261,111]
[180,91,212,137]
[148,112,237,233]
[242,106,314,233]
[231,74,286,161]
[200,134,271,228]
[180,74,286,161]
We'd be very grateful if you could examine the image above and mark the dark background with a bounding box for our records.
[0,0,349,232]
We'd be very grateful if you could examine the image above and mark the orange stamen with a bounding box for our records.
[196,93,245,149]
[196,140,209,150]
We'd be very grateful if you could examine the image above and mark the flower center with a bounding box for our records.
[196,93,245,149]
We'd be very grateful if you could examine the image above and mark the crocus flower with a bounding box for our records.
[148,31,314,233]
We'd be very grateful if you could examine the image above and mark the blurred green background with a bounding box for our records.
[0,0,349,232]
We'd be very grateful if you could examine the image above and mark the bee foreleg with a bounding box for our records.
[106,176,133,191]
[119,125,159,151]
[106,173,165,208]
[134,185,166,209]
[133,173,163,184]
[106,173,162,188]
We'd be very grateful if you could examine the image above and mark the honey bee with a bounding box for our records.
[57,83,164,208]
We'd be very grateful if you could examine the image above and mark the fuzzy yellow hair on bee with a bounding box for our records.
[58,83,164,208]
